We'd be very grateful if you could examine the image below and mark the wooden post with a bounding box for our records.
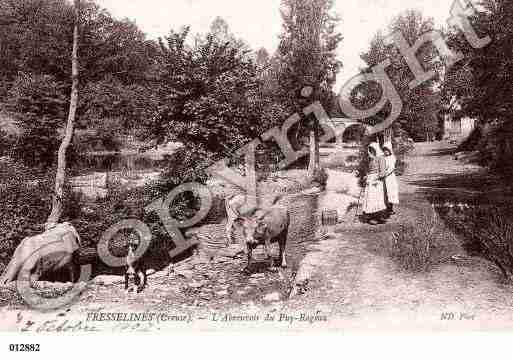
[307,130,316,178]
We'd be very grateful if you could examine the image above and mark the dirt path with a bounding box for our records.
[283,141,513,330]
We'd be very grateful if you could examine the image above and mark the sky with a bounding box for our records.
[96,0,455,90]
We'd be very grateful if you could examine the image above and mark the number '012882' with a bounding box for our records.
[9,344,40,352]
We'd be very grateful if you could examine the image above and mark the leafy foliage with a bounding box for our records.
[0,0,158,158]
[277,0,343,114]
[6,73,68,169]
[444,0,513,174]
[75,77,158,151]
[274,0,343,180]
[357,10,442,142]
[154,28,271,156]
[0,0,157,86]
[444,0,512,122]
[72,120,124,154]
[467,121,513,175]
[0,161,82,267]
[0,0,74,84]
[78,2,158,85]
[0,127,14,157]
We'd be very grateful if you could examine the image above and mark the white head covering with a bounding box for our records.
[44,222,58,231]
[382,141,394,156]
[368,142,384,159]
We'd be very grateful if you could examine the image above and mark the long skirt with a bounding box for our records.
[384,173,399,205]
[361,175,387,214]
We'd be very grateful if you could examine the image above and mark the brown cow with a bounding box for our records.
[235,197,289,273]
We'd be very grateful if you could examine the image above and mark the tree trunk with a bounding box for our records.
[314,125,320,168]
[307,124,320,179]
[46,0,80,226]
[307,129,320,178]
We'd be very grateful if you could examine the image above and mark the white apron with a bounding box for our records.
[361,142,387,215]
[362,171,387,214]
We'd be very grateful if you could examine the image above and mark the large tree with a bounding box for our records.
[358,10,443,142]
[151,21,287,180]
[0,0,74,85]
[443,0,513,172]
[78,1,158,85]
[444,0,512,122]
[1,0,159,166]
[277,0,342,178]
[0,0,156,87]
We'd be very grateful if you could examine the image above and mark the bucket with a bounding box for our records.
[321,209,338,226]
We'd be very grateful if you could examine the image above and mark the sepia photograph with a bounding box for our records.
[0,0,512,353]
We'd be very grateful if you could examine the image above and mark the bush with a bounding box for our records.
[458,125,483,152]
[443,203,513,280]
[0,166,82,268]
[0,128,15,157]
[356,136,373,188]
[60,146,228,273]
[385,212,455,272]
[69,171,210,270]
[393,136,415,175]
[457,121,513,177]
[0,157,35,182]
[69,180,202,274]
[71,186,139,247]
[478,122,513,176]
[78,78,158,132]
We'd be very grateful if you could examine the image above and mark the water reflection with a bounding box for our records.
[72,153,164,174]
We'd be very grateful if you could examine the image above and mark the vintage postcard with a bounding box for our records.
[1,0,512,345]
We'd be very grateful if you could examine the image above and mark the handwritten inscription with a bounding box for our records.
[21,319,98,333]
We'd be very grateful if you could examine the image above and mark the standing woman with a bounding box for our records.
[360,142,387,224]
[382,142,399,216]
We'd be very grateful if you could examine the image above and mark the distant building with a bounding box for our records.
[443,115,477,139]
[442,97,477,140]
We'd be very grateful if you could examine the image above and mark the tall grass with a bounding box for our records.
[443,203,513,281]
[385,211,455,272]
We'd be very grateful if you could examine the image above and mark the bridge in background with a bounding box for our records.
[328,117,364,145]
